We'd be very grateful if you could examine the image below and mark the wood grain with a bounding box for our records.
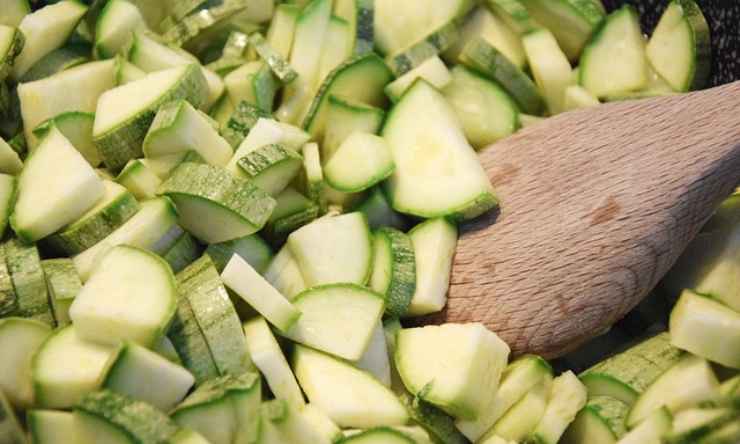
[429,81,740,358]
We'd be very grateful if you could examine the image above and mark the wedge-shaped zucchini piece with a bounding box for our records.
[73,197,178,281]
[287,212,373,287]
[529,371,588,444]
[225,117,310,177]
[444,6,526,68]
[143,99,232,167]
[263,244,307,300]
[265,187,320,242]
[12,126,104,242]
[563,85,600,111]
[101,341,195,411]
[522,28,572,115]
[670,289,740,369]
[243,317,305,409]
[460,37,545,115]
[487,0,540,34]
[116,159,161,200]
[32,325,116,409]
[383,80,497,220]
[663,193,740,311]
[317,16,354,85]
[520,0,604,60]
[443,65,519,148]
[159,162,276,243]
[237,143,303,196]
[0,174,14,239]
[405,218,458,316]
[396,323,510,420]
[266,4,299,58]
[172,372,261,444]
[41,259,81,327]
[222,254,301,331]
[71,246,177,347]
[219,100,270,148]
[45,180,138,256]
[33,111,100,167]
[223,61,278,114]
[13,1,87,78]
[0,390,24,443]
[0,137,22,175]
[579,333,681,406]
[27,410,77,444]
[616,406,670,444]
[93,64,207,170]
[333,0,374,55]
[4,239,54,325]
[385,56,452,103]
[560,396,628,444]
[75,390,181,444]
[160,227,201,273]
[456,354,553,441]
[579,6,648,98]
[0,25,24,82]
[325,132,395,193]
[116,57,146,85]
[277,0,333,124]
[18,60,115,149]
[282,284,384,360]
[267,399,344,444]
[303,53,393,138]
[0,317,51,408]
[484,379,550,442]
[293,345,409,428]
[177,255,251,377]
[370,227,415,318]
[646,0,710,92]
[205,234,272,273]
[94,0,146,59]
[19,42,90,83]
[250,32,298,84]
[323,95,385,162]
[665,407,736,444]
[374,0,474,55]
[627,355,719,427]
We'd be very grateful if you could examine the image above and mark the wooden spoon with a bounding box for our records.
[425,81,740,359]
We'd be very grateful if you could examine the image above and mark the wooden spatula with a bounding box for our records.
[425,81,740,359]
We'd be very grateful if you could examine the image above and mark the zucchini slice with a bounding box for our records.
[519,0,604,61]
[356,321,393,387]
[237,143,303,196]
[12,126,104,243]
[205,234,272,273]
[41,258,81,327]
[334,0,375,55]
[369,227,416,318]
[579,6,649,98]
[646,0,710,92]
[293,344,409,428]
[33,111,100,167]
[669,289,740,369]
[143,99,233,167]
[282,284,385,361]
[267,4,299,58]
[560,396,628,444]
[177,255,251,377]
[19,43,90,83]
[617,407,672,444]
[522,28,572,115]
[0,317,51,407]
[250,32,298,84]
[4,239,54,326]
[94,0,146,59]
[0,0,29,27]
[0,390,25,443]
[18,60,116,149]
[116,159,162,200]
[158,162,276,243]
[44,183,136,257]
[93,64,207,170]
[303,53,393,139]
[223,61,277,114]
[443,65,519,148]
[32,325,116,409]
[287,212,373,287]
[263,244,307,301]
[322,95,385,162]
[382,80,497,220]
[0,25,24,81]
[13,1,87,78]
[70,245,177,347]
[243,316,305,409]
[324,132,395,193]
[396,323,510,420]
[221,254,301,332]
[529,371,588,444]
[73,197,179,281]
[484,379,550,442]
[317,16,354,85]
[400,391,470,444]
[100,341,195,411]
[385,18,462,76]
[386,56,451,103]
[627,355,719,427]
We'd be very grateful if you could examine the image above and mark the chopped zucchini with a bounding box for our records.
[41,258,81,327]
[324,132,395,193]
[0,317,51,407]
